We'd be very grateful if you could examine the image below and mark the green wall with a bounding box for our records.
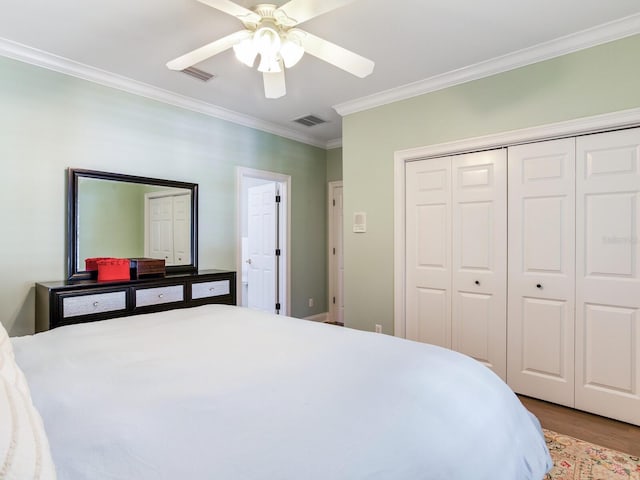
[342,34,640,334]
[0,55,328,335]
[326,147,343,182]
[78,179,147,263]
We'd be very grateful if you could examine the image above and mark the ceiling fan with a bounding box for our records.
[167,0,375,99]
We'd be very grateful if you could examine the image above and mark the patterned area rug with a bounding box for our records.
[544,429,640,479]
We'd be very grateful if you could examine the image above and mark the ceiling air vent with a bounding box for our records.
[181,66,215,82]
[292,114,327,127]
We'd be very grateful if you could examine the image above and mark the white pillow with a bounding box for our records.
[0,322,57,479]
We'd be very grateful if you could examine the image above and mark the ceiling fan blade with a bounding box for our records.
[263,70,286,99]
[275,0,356,26]
[295,29,374,78]
[196,0,261,24]
[167,30,250,71]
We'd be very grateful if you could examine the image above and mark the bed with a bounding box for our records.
[3,304,552,479]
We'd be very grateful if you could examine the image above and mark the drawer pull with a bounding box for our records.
[158,293,164,298]
[93,301,99,307]
[536,284,542,289]
[474,280,480,285]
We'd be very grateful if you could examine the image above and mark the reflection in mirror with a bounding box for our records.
[68,169,198,280]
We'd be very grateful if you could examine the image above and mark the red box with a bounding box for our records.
[96,258,131,282]
[85,257,112,272]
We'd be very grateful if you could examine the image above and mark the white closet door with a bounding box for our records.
[575,127,640,425]
[452,150,507,380]
[507,138,576,406]
[149,196,174,264]
[172,194,191,266]
[405,157,452,347]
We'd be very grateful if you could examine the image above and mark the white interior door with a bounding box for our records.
[451,150,507,380]
[575,127,640,425]
[507,138,576,407]
[149,196,174,264]
[247,182,277,313]
[172,194,191,265]
[405,157,452,347]
[329,182,344,324]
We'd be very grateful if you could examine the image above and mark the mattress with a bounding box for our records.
[12,304,551,479]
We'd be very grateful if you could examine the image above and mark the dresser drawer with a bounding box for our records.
[135,285,184,307]
[191,280,230,300]
[62,291,127,318]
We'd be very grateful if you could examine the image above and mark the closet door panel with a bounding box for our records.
[507,138,576,406]
[149,196,175,264]
[415,288,449,346]
[452,150,507,379]
[576,127,640,425]
[406,158,452,348]
[172,194,191,265]
[520,297,569,379]
[523,196,564,272]
[583,305,636,392]
[456,292,492,364]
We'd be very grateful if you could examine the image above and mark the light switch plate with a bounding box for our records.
[353,212,366,233]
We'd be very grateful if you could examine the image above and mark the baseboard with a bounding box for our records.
[304,312,329,323]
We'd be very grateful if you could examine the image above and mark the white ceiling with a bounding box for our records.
[1,0,639,148]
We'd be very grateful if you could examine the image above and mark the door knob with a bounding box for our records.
[245,258,252,265]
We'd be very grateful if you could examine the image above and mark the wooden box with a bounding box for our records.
[130,258,165,279]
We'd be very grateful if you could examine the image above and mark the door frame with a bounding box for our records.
[393,107,640,338]
[328,181,343,323]
[236,167,291,315]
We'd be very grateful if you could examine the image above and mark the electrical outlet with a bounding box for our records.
[375,324,382,333]
[308,298,314,308]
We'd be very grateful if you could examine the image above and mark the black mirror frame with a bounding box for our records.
[67,168,198,280]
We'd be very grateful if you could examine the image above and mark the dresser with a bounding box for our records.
[35,270,236,332]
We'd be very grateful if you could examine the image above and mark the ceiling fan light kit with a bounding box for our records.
[167,0,374,99]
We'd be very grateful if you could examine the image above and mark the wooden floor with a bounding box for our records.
[518,395,640,457]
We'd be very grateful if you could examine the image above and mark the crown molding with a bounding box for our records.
[334,13,640,117]
[395,107,640,161]
[0,37,329,149]
[325,138,343,149]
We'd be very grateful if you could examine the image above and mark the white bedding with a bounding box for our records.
[12,304,551,479]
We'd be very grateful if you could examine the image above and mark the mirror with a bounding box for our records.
[68,168,198,280]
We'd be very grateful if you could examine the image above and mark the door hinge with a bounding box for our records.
[275,195,281,203]
[333,296,336,304]
[275,302,281,311]
[333,247,336,255]
[275,248,281,256]
[333,199,335,206]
